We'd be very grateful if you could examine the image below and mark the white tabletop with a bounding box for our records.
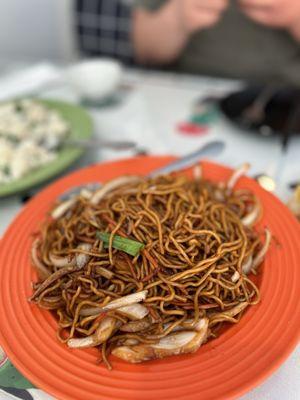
[0,65,299,400]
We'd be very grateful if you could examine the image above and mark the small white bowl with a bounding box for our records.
[66,59,122,102]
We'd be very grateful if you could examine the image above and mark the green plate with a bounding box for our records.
[0,99,93,197]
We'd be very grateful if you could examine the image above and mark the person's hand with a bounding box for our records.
[238,0,300,39]
[172,0,229,34]
[133,0,229,64]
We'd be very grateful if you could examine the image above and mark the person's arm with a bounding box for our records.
[238,0,300,42]
[133,0,228,65]
[289,22,300,42]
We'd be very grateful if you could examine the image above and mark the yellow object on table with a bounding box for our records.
[288,186,300,220]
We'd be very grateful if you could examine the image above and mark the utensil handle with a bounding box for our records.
[58,141,225,200]
[148,140,225,178]
[67,138,137,151]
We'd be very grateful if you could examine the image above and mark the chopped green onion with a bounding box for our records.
[96,232,144,257]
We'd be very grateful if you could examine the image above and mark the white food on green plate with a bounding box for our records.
[0,99,69,183]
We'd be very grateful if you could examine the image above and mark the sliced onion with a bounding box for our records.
[252,228,272,270]
[227,163,250,190]
[102,290,148,312]
[120,318,151,333]
[78,291,148,317]
[162,318,209,334]
[224,302,248,318]
[86,208,100,228]
[75,243,92,269]
[51,198,76,220]
[67,336,95,349]
[29,264,78,301]
[96,267,113,279]
[90,176,141,205]
[122,339,139,346]
[231,270,240,283]
[193,164,202,181]
[193,318,208,332]
[242,201,260,227]
[214,189,225,202]
[31,239,51,280]
[68,316,117,349]
[153,331,197,351]
[147,185,157,191]
[80,299,149,318]
[80,188,93,199]
[210,302,248,321]
[163,318,205,333]
[31,243,91,300]
[117,304,149,320]
[49,253,75,268]
[112,318,208,363]
[242,255,253,275]
[79,307,102,317]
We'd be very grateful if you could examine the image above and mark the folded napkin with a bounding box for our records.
[0,63,63,101]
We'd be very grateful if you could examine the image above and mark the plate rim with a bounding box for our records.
[0,155,299,400]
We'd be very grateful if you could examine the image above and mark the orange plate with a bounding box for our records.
[0,157,300,400]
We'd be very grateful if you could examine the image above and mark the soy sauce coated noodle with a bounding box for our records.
[29,166,270,367]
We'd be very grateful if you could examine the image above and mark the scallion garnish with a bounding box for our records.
[96,232,144,257]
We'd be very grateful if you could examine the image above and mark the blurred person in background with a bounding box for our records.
[133,0,300,84]
[75,0,135,64]
[75,0,300,85]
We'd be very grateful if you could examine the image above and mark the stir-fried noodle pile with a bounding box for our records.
[30,165,271,368]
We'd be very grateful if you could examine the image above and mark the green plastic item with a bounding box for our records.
[0,358,34,389]
[191,109,219,125]
[0,99,93,198]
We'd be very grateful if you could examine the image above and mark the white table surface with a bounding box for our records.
[0,66,299,400]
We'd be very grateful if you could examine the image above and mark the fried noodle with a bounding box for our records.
[29,166,271,367]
